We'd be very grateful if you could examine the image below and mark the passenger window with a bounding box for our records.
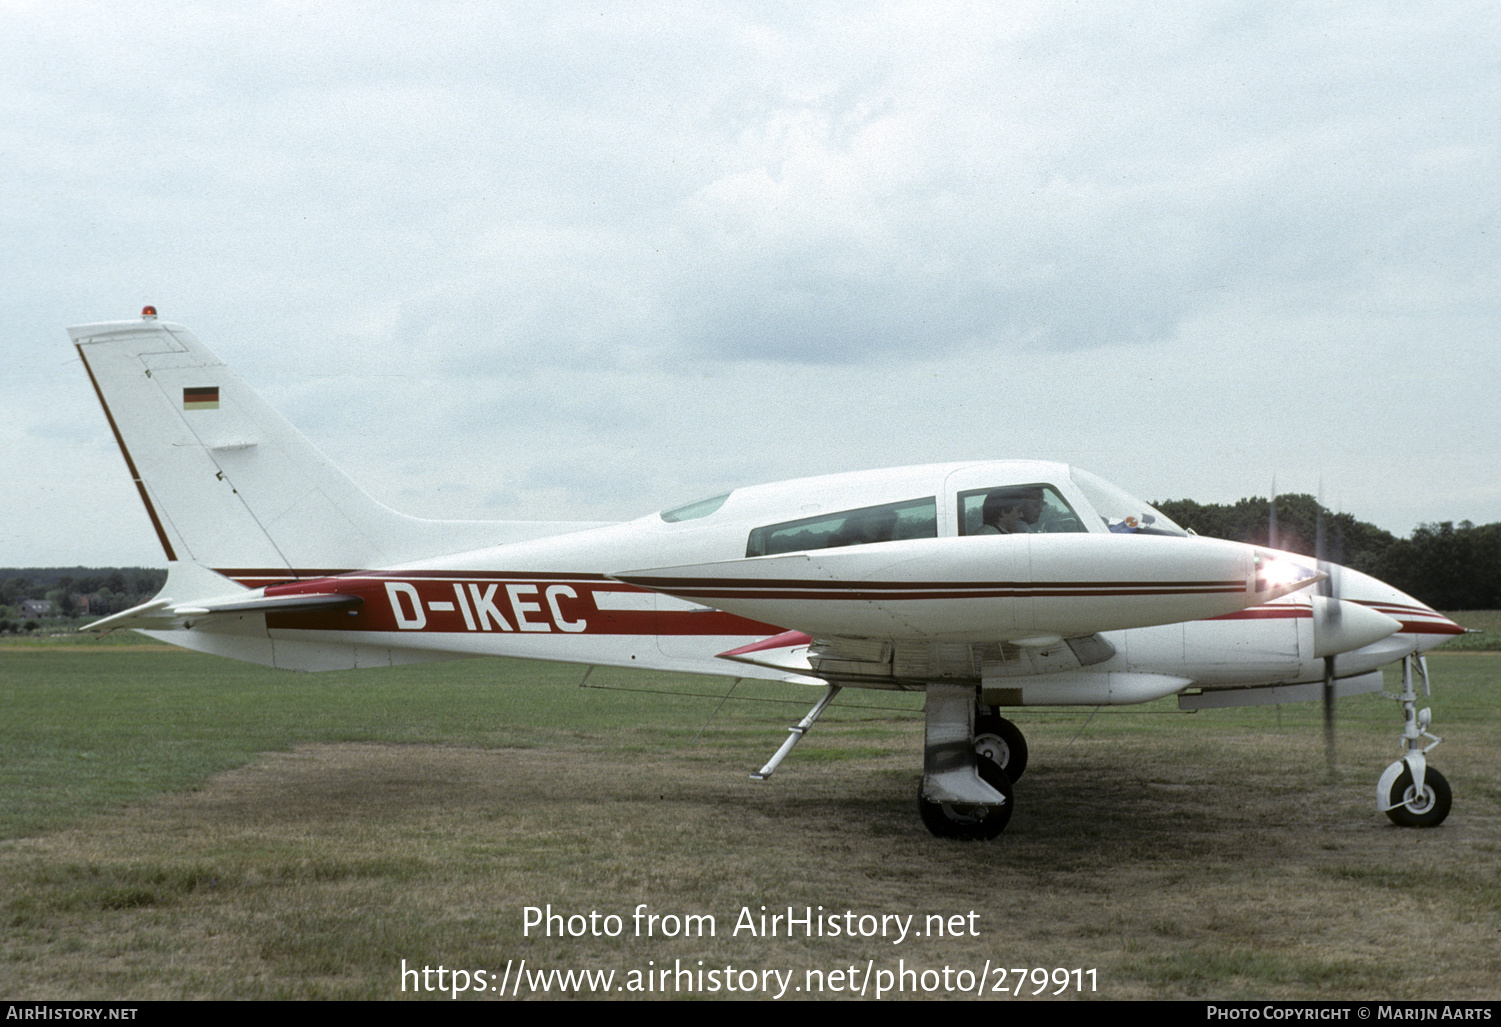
[746,497,937,557]
[958,485,1086,536]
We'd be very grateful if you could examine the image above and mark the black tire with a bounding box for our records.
[916,760,1014,840]
[974,714,1028,782]
[1385,766,1452,828]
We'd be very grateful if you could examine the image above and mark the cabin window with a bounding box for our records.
[957,484,1087,536]
[746,497,937,557]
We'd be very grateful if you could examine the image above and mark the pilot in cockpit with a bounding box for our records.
[978,487,1045,534]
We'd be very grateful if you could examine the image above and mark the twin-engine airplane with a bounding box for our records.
[72,309,1464,838]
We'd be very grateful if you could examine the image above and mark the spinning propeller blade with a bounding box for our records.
[1314,491,1344,776]
[1268,475,1279,551]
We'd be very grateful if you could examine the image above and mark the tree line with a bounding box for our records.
[0,567,167,632]
[1153,494,1501,610]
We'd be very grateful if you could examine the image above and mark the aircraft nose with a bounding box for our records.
[1393,603,1466,642]
[1311,596,1402,658]
[1311,566,1467,652]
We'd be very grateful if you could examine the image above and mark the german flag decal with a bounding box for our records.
[183,386,220,410]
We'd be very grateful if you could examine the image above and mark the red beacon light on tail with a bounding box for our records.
[141,306,157,319]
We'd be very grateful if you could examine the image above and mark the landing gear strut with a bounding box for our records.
[918,685,1025,839]
[1377,654,1452,828]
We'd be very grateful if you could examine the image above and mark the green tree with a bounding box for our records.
[1370,521,1501,610]
[1153,493,1396,571]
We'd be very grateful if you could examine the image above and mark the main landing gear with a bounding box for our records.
[750,681,1027,839]
[1377,654,1452,828]
[918,683,1026,840]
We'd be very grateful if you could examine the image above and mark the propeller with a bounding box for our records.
[1314,489,1344,777]
[1268,475,1279,551]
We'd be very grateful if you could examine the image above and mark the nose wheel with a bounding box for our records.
[1383,764,1451,828]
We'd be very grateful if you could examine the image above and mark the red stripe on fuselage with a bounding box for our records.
[619,576,1249,604]
[624,576,1246,591]
[1212,600,1466,637]
[214,568,616,588]
[1351,600,1465,637]
[260,574,778,637]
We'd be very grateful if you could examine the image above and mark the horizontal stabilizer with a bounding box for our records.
[172,592,362,616]
[84,588,361,632]
[80,561,246,633]
[80,597,177,633]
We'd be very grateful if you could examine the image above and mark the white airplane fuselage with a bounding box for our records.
[153,459,1458,702]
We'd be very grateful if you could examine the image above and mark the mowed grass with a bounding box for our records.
[1,643,1499,1001]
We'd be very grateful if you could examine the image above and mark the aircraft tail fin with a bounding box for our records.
[71,312,603,583]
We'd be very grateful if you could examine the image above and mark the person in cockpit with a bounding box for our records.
[978,487,1045,534]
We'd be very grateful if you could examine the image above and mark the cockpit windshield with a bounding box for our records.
[1069,468,1190,537]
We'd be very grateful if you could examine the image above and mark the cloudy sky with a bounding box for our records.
[2,1,1497,567]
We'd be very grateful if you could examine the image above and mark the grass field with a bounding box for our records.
[2,636,1498,1001]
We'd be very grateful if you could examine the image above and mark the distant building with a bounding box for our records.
[19,598,51,617]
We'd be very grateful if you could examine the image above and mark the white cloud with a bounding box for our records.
[2,0,1498,564]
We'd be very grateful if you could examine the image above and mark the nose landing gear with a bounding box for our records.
[1377,654,1451,828]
